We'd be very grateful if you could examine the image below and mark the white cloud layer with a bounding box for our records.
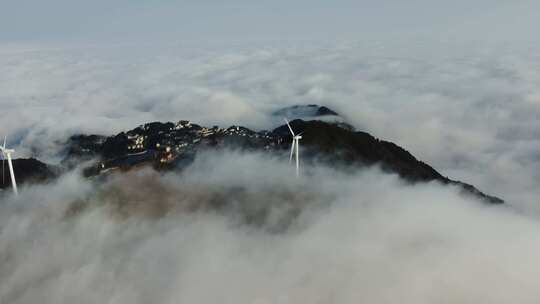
[2,152,540,303]
[1,41,540,211]
[2,40,540,302]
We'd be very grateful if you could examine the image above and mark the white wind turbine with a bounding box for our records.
[1,136,18,196]
[284,118,303,178]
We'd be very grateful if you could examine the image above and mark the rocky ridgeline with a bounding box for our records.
[1,105,504,204]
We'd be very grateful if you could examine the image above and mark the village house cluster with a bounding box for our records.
[127,134,145,151]
[95,120,283,173]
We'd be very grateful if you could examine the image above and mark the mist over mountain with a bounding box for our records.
[2,33,540,302]
[1,149,539,304]
[1,105,502,205]
[3,41,539,213]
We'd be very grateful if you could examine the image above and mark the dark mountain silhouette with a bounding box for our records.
[273,120,503,204]
[273,104,340,119]
[0,158,58,191]
[2,105,504,204]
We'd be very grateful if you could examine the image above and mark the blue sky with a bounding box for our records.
[1,0,538,43]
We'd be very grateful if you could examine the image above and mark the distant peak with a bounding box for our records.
[272,104,340,119]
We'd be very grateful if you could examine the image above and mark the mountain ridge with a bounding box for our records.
[1,105,504,204]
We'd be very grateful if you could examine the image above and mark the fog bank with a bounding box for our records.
[1,152,540,303]
[2,41,540,213]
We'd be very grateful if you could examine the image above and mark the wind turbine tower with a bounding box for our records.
[284,118,303,178]
[1,136,18,196]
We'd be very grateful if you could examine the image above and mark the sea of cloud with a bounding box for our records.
[2,151,540,303]
[2,40,540,209]
[1,40,540,302]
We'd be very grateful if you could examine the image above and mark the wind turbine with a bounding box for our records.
[284,118,302,178]
[1,136,18,196]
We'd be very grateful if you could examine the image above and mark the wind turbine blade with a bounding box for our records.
[295,139,300,178]
[1,153,4,186]
[6,152,17,196]
[284,118,295,136]
[289,139,295,163]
